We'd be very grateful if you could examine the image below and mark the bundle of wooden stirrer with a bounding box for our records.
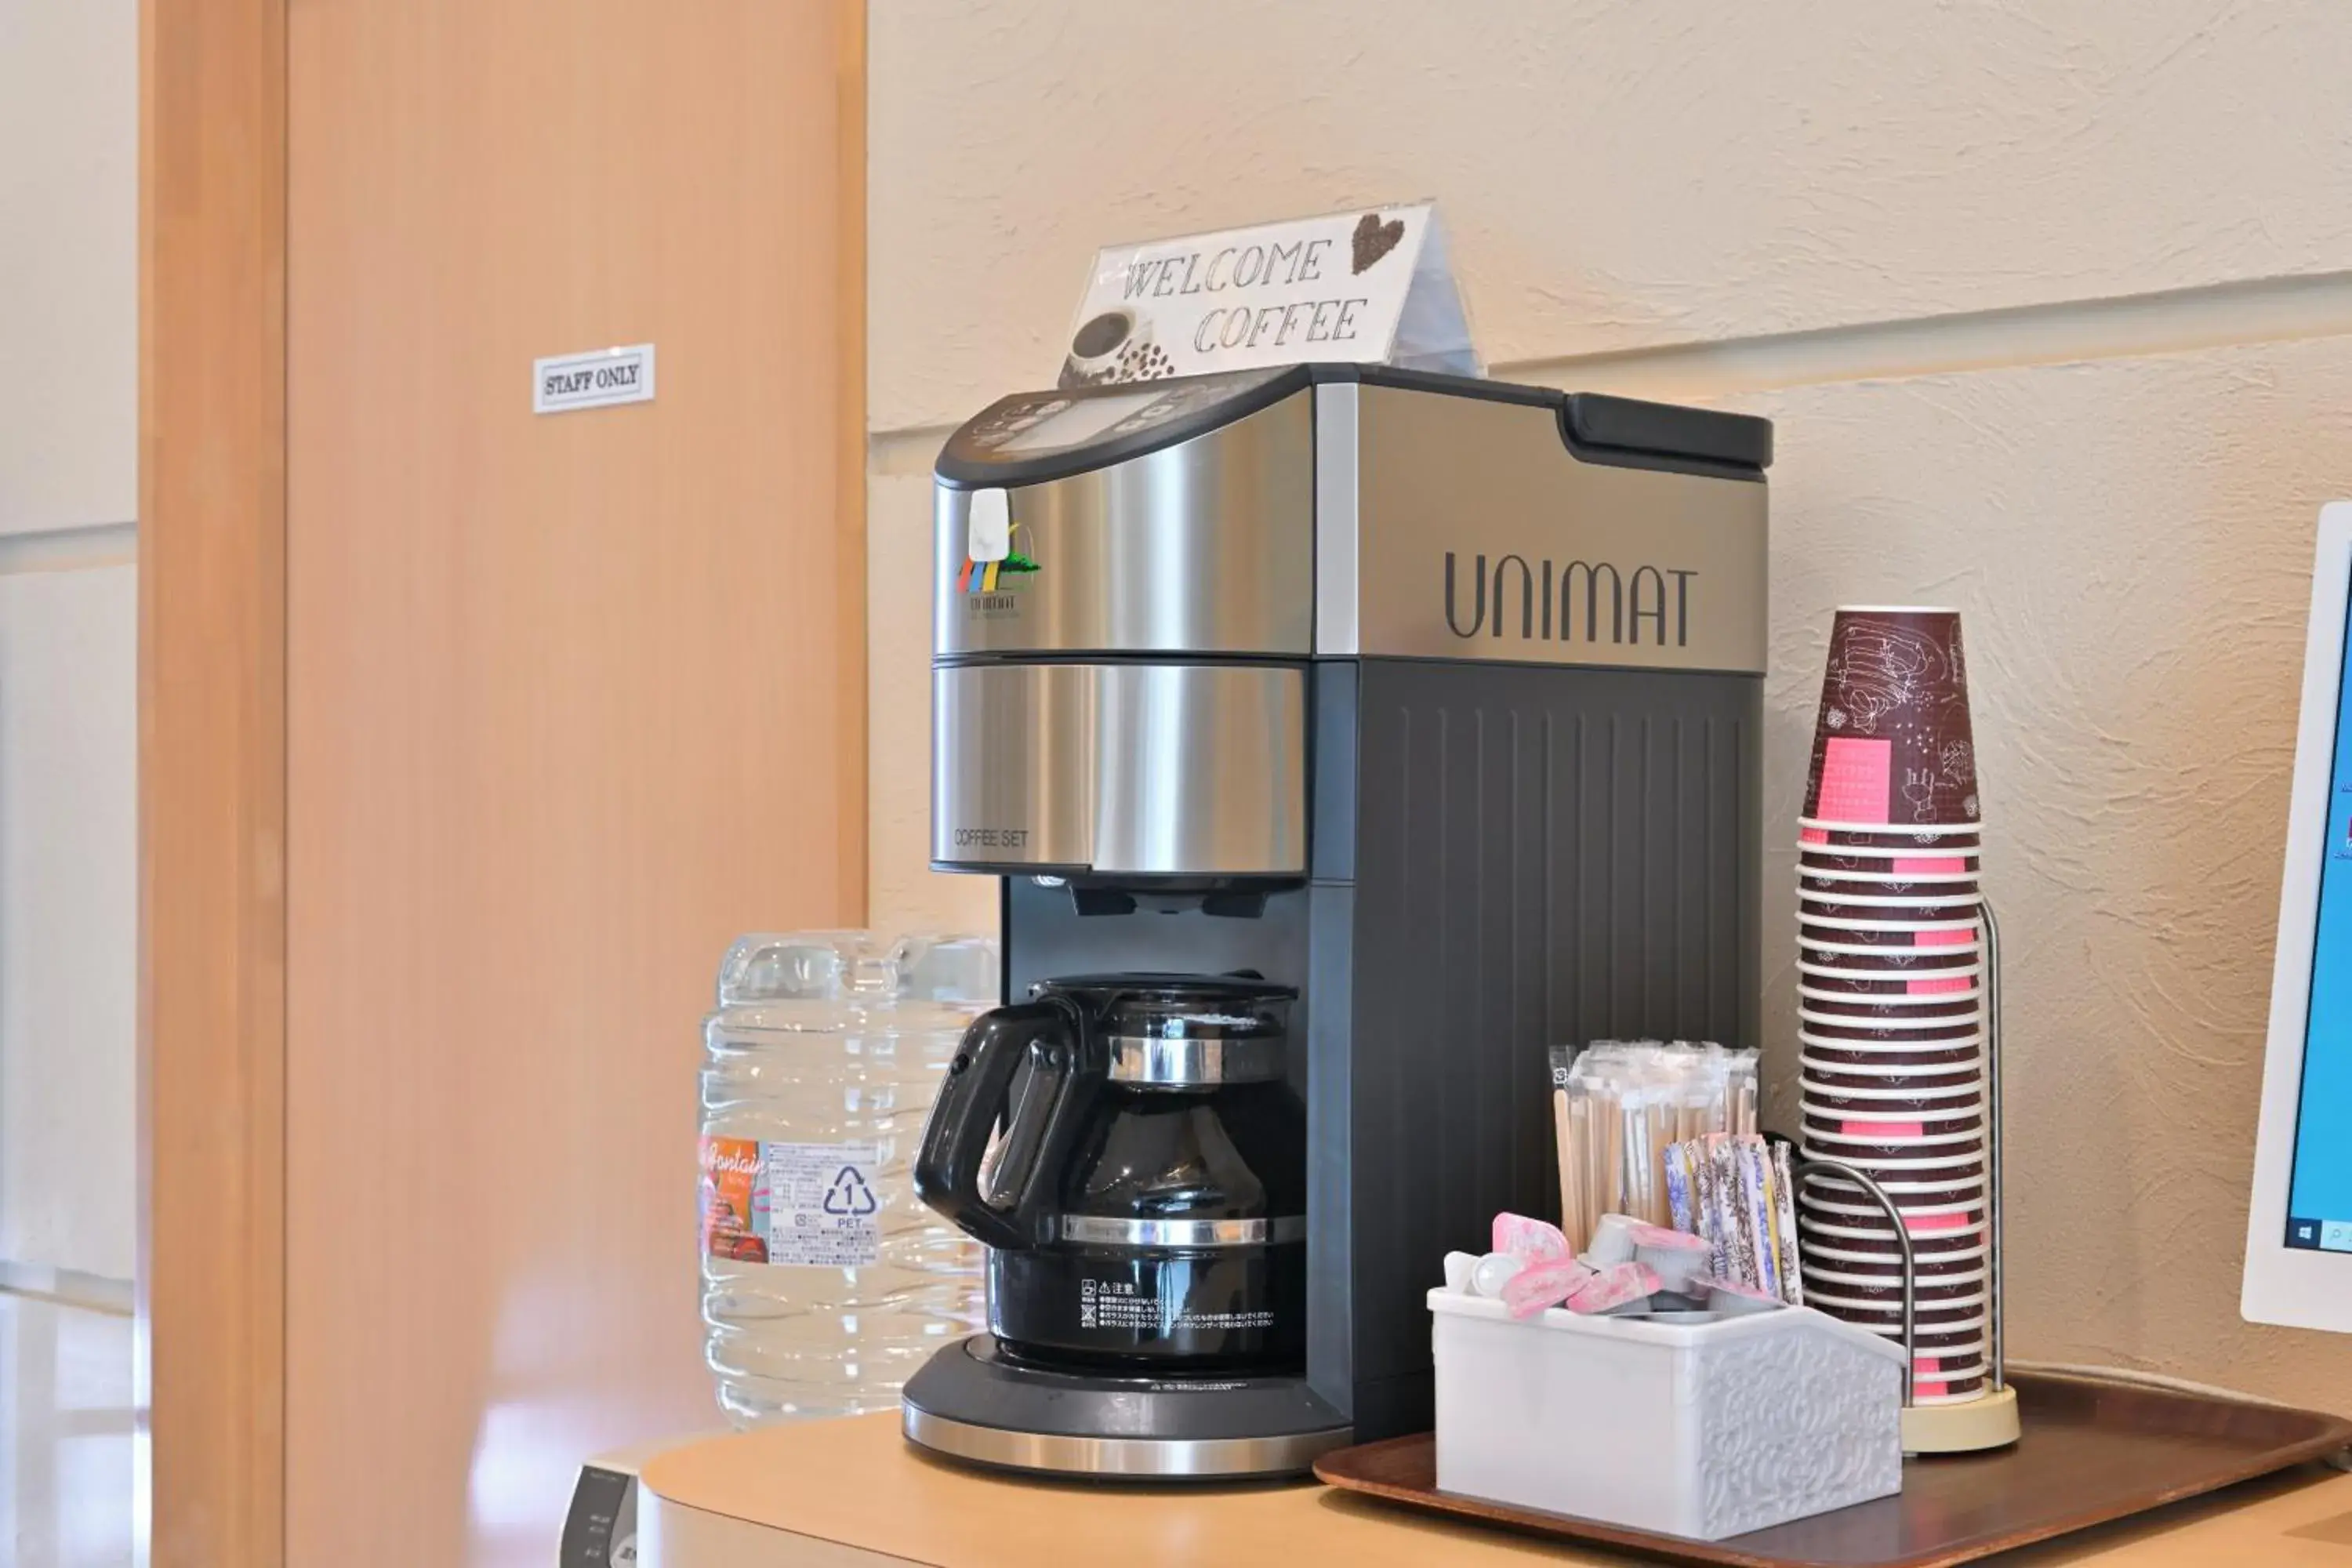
[1548,1040,1759,1254]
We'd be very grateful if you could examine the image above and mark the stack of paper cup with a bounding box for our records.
[1793,607,1992,1406]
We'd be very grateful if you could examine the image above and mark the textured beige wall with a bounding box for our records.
[0,0,138,1287]
[1741,343,2352,1400]
[868,467,987,931]
[0,564,136,1281]
[866,2,2352,1404]
[869,0,2352,432]
[0,0,136,534]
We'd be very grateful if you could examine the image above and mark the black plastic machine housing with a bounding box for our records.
[1006,666,1762,1437]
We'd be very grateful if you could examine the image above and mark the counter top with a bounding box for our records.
[637,1412,2352,1567]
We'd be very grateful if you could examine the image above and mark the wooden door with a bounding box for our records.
[146,4,866,1563]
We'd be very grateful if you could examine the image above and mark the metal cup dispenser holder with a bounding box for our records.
[1794,899,2020,1454]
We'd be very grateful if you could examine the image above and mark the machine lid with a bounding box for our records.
[934,363,1773,491]
[1316,363,1775,474]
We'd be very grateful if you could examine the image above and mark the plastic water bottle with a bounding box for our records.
[699,931,996,1425]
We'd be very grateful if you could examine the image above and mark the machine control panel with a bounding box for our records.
[937,368,1300,488]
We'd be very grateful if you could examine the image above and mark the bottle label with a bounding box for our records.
[700,1136,883,1268]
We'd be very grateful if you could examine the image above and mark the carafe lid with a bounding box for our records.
[1036,972,1293,1005]
[1034,973,1292,1086]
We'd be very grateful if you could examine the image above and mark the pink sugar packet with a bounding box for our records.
[1566,1261,1661,1315]
[1492,1211,1571,1263]
[1626,1222,1708,1254]
[1502,1258,1595,1319]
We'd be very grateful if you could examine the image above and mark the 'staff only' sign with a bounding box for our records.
[534,343,657,415]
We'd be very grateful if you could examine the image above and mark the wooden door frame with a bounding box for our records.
[137,5,867,1562]
[140,2,289,1563]
[835,3,869,913]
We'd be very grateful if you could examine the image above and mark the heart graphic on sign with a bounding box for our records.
[1352,212,1405,274]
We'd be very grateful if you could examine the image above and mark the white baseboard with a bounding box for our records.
[0,1258,134,1316]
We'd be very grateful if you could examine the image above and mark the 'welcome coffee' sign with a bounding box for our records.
[1056,202,1477,389]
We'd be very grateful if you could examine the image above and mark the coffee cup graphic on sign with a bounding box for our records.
[1058,305,1173,388]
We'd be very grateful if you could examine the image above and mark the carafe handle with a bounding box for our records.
[912,998,1092,1250]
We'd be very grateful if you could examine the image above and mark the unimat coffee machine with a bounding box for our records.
[902,365,1773,1477]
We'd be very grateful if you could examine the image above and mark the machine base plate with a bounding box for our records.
[900,1334,1351,1480]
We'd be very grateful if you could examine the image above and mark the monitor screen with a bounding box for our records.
[2285,568,2352,1251]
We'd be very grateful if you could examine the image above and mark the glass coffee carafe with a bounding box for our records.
[913,975,1305,1372]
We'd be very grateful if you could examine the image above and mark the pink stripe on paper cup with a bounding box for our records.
[1801,915,1983,935]
[1801,837,1980,858]
[1842,1120,1925,1139]
[1799,1214,1986,1247]
[1800,827,1829,844]
[1800,1192,1985,1225]
[1909,973,1976,994]
[1816,737,1895,826]
[1800,941,1984,960]
[1894,855,1970,875]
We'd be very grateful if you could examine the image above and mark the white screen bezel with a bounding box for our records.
[2243,502,2352,1330]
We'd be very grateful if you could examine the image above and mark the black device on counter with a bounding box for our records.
[906,363,1773,1478]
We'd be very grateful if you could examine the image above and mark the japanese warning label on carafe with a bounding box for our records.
[699,1137,883,1267]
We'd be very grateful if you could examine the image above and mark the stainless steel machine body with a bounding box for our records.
[931,368,1766,883]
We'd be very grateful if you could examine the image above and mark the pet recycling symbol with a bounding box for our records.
[823,1164,879,1217]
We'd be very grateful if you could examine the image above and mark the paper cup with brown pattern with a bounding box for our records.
[1801,608,1982,832]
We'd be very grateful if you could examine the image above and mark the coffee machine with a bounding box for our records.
[902,364,1772,1478]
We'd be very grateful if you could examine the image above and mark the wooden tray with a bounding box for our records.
[1313,1371,2352,1568]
